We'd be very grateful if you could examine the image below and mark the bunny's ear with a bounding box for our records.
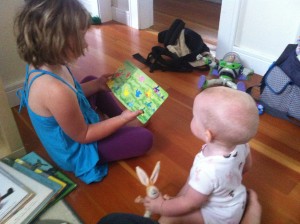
[136,166,149,186]
[150,161,160,184]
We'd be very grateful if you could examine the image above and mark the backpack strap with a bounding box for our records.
[133,46,194,73]
[132,53,151,66]
[161,19,185,46]
[152,46,195,72]
[132,47,175,72]
[132,47,170,72]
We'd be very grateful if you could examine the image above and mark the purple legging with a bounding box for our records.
[81,76,153,164]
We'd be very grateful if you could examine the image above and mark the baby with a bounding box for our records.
[144,86,259,224]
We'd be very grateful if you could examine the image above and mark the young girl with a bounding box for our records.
[144,87,259,224]
[14,0,153,184]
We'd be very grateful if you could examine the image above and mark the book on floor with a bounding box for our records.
[0,166,34,223]
[107,60,169,124]
[0,161,54,224]
[13,159,65,203]
[21,152,77,203]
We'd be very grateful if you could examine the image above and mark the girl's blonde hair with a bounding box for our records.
[14,0,91,68]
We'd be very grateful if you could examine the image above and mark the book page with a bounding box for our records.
[107,61,168,123]
[0,170,30,221]
[0,162,54,224]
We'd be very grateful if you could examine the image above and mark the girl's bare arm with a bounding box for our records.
[47,81,140,144]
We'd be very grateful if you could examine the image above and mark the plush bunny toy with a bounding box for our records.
[135,161,161,218]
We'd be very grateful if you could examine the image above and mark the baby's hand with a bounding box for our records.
[120,109,143,123]
[163,194,173,200]
[144,194,164,215]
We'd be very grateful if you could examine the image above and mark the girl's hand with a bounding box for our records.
[98,73,113,92]
[80,74,113,97]
[120,109,143,123]
[144,194,165,215]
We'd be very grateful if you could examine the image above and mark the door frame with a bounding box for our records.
[216,0,300,76]
[216,0,273,76]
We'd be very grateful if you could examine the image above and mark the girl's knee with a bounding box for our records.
[131,127,153,155]
[139,128,153,148]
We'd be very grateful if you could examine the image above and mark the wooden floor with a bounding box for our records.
[12,3,300,224]
[152,0,221,46]
[12,23,300,224]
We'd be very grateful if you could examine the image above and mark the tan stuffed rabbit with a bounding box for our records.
[135,161,160,218]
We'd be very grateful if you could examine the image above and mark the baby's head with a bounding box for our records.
[191,86,259,145]
[14,0,91,68]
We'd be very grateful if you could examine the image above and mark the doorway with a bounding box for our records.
[91,0,221,47]
[151,0,221,47]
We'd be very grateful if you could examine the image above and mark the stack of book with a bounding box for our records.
[0,152,77,224]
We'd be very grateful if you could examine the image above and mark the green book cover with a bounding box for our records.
[13,159,64,198]
[107,61,168,124]
[21,152,77,205]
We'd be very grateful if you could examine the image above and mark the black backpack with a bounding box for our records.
[133,19,211,73]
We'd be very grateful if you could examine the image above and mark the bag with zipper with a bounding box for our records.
[248,44,300,124]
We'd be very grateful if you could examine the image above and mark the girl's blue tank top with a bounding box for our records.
[18,65,108,184]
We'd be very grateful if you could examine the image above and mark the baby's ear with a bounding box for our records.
[204,130,213,143]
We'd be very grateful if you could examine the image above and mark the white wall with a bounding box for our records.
[217,0,300,76]
[0,0,26,107]
[98,0,113,22]
[112,0,129,10]
[0,0,25,158]
[79,0,99,17]
[0,79,25,159]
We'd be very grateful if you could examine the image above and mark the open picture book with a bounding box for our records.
[107,61,168,124]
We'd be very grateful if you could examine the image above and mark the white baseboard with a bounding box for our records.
[5,79,24,108]
[2,146,26,160]
[232,46,276,76]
